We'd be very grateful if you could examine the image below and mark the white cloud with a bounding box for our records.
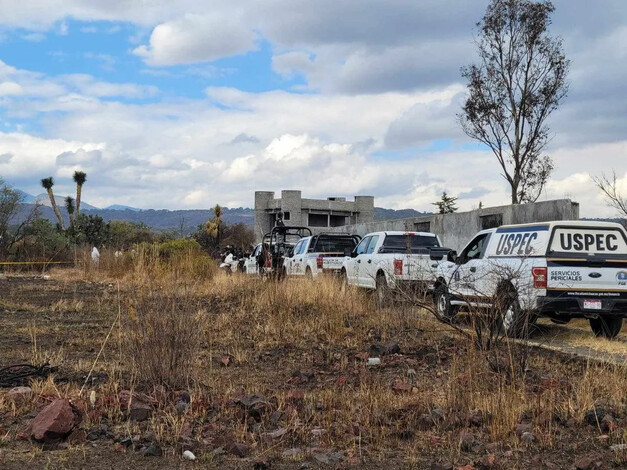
[133,14,257,66]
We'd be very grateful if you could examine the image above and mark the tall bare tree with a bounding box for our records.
[460,0,569,204]
[40,177,65,229]
[73,171,87,215]
[592,172,627,220]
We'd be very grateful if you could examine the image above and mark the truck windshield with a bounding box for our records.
[379,235,440,254]
[309,236,358,254]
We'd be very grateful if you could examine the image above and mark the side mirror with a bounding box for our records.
[447,250,458,263]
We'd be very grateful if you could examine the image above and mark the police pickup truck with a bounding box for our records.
[340,231,447,306]
[283,233,360,279]
[433,221,627,338]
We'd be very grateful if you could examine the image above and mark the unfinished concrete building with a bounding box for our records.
[254,190,374,242]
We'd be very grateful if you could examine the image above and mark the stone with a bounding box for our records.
[313,451,344,464]
[265,427,287,439]
[67,429,87,445]
[430,462,454,470]
[601,414,617,433]
[515,422,532,437]
[120,438,133,448]
[574,456,595,470]
[229,442,249,458]
[175,400,189,416]
[182,450,196,460]
[521,432,534,444]
[458,432,475,452]
[177,391,191,404]
[391,379,412,393]
[30,399,81,442]
[142,443,163,457]
[369,341,400,357]
[584,407,605,426]
[129,400,152,422]
[282,447,304,458]
[5,386,33,405]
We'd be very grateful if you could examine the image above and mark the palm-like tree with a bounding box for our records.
[73,171,87,215]
[65,196,75,229]
[41,177,65,229]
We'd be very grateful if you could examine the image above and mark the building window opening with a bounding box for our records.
[283,211,291,221]
[330,215,347,227]
[308,213,328,227]
[414,221,431,232]
[481,213,503,230]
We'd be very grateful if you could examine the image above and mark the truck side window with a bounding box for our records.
[366,235,380,254]
[292,241,303,257]
[355,236,372,255]
[460,234,490,263]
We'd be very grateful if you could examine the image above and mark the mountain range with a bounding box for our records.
[14,189,428,235]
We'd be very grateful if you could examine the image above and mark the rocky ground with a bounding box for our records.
[1,273,627,469]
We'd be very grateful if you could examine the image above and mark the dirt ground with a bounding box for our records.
[1,273,627,469]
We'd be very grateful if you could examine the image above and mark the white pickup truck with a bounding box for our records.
[433,221,627,338]
[340,231,447,306]
[283,233,360,278]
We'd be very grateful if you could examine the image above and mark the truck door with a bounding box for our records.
[451,233,492,299]
[294,238,310,276]
[359,235,380,288]
[287,240,303,276]
[347,236,371,287]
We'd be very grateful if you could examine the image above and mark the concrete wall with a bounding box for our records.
[254,190,375,242]
[328,199,580,251]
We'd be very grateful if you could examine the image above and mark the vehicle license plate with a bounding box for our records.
[583,299,602,310]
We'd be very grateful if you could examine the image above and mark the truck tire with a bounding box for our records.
[375,273,390,309]
[305,267,313,280]
[434,284,456,321]
[589,316,623,339]
[497,290,536,338]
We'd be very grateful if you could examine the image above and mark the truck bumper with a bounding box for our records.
[536,295,627,317]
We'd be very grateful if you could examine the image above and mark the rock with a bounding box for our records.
[287,389,305,403]
[142,443,163,457]
[30,399,81,443]
[430,462,454,470]
[584,407,605,426]
[391,379,412,393]
[5,386,33,405]
[601,414,617,433]
[177,391,191,404]
[313,451,344,464]
[369,341,400,357]
[67,429,87,445]
[521,432,534,444]
[129,400,152,422]
[265,428,287,439]
[175,400,189,416]
[458,432,475,452]
[574,456,595,470]
[120,438,133,448]
[282,447,304,458]
[467,410,485,427]
[182,450,196,460]
[269,411,283,425]
[515,422,532,437]
[229,442,249,458]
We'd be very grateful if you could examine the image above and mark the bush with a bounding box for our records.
[158,238,201,258]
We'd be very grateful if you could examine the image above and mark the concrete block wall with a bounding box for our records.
[328,199,579,251]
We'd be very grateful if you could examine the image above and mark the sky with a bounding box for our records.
[0,0,625,216]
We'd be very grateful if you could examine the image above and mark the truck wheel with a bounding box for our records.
[340,270,349,293]
[496,289,535,338]
[305,267,313,280]
[434,284,456,321]
[375,273,390,309]
[589,316,623,339]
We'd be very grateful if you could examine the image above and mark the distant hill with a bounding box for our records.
[12,203,427,235]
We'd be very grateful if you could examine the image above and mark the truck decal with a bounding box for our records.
[550,228,627,254]
[489,226,549,257]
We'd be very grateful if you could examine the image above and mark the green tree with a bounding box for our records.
[73,214,110,247]
[202,204,224,249]
[433,192,458,214]
[65,196,75,229]
[72,171,87,215]
[40,176,65,228]
[460,0,569,204]
[0,178,41,258]
[109,221,155,249]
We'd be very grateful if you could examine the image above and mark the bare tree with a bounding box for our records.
[0,179,41,258]
[460,0,569,204]
[592,172,627,220]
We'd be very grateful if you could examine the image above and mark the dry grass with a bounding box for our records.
[2,251,627,468]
